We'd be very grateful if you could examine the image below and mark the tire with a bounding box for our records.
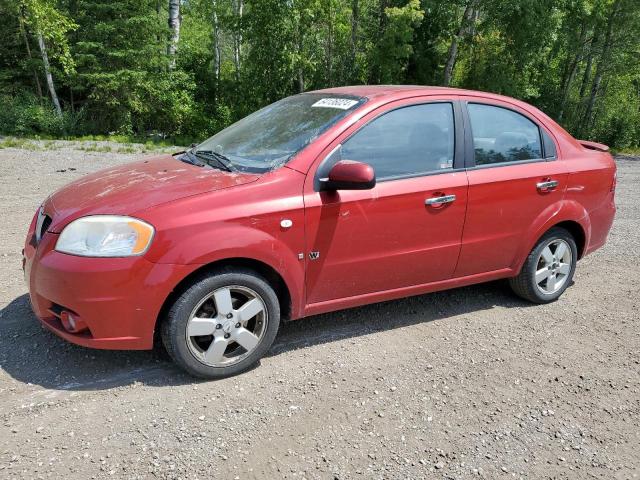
[509,227,577,304]
[161,267,280,379]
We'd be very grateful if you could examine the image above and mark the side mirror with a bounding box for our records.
[320,160,376,191]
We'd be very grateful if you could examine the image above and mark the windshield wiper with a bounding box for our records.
[178,150,209,168]
[192,149,235,172]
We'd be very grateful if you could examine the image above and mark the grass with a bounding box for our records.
[0,135,185,154]
[78,144,113,153]
[612,148,640,156]
[0,137,39,150]
[63,133,194,148]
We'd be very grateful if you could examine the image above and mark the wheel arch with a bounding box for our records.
[513,201,591,274]
[553,220,586,259]
[153,257,294,347]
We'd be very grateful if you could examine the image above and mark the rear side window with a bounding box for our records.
[542,129,557,159]
[468,103,542,165]
[340,103,455,180]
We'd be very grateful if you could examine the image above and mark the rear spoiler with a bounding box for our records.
[578,140,610,152]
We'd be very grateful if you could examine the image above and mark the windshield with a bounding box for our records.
[194,93,365,173]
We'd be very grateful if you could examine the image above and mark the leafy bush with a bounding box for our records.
[0,92,83,136]
[589,76,640,149]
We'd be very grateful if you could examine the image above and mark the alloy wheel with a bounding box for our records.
[185,285,268,367]
[534,239,572,295]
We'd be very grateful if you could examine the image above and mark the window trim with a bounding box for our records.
[313,100,464,190]
[462,101,556,169]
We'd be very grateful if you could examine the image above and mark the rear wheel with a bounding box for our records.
[161,268,280,379]
[509,227,577,304]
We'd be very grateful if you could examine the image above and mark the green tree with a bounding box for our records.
[19,0,77,116]
[73,0,195,134]
[371,0,424,83]
[1,0,640,148]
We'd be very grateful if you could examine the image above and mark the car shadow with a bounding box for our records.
[0,281,533,392]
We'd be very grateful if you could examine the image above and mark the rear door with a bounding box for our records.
[303,97,469,306]
[455,99,569,277]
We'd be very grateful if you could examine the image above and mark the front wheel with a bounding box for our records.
[161,268,280,379]
[509,227,577,304]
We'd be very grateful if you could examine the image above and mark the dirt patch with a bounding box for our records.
[0,145,638,479]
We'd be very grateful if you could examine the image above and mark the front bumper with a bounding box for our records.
[23,225,194,350]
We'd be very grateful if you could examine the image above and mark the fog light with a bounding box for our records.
[60,310,88,333]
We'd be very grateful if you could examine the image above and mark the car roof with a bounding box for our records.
[311,84,517,103]
[287,85,583,173]
[310,85,568,134]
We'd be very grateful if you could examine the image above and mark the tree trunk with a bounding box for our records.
[18,12,43,99]
[325,3,334,86]
[370,0,387,83]
[37,32,62,117]
[443,39,459,87]
[581,1,619,135]
[297,22,304,92]
[350,0,359,80]
[558,23,586,121]
[232,0,243,82]
[443,2,476,86]
[557,64,577,122]
[580,28,599,99]
[298,67,304,93]
[582,70,603,135]
[212,0,221,82]
[156,0,162,43]
[167,0,181,69]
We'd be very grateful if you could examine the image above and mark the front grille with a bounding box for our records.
[41,215,52,238]
[35,208,52,244]
[49,303,65,317]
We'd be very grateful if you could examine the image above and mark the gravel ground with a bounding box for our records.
[0,141,638,479]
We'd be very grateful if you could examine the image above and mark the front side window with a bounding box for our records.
[468,103,542,165]
[195,94,365,173]
[336,103,455,180]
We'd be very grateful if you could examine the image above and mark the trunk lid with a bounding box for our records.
[578,140,610,152]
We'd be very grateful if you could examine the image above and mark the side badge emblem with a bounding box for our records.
[309,251,320,260]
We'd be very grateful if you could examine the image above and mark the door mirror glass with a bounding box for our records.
[320,160,376,191]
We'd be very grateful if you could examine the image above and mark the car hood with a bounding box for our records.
[46,154,259,232]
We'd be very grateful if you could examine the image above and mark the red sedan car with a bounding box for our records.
[23,86,616,378]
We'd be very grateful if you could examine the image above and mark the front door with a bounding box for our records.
[303,99,469,306]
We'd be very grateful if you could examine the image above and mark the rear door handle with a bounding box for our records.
[425,194,456,206]
[536,179,559,192]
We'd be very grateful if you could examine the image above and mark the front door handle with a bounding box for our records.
[536,179,559,192]
[425,194,456,206]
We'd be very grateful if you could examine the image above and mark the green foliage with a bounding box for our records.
[589,74,640,148]
[1,0,639,148]
[73,0,184,133]
[373,0,424,83]
[0,92,83,136]
[20,0,77,74]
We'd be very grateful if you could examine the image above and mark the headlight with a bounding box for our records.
[55,216,155,257]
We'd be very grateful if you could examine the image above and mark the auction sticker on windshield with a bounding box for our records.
[312,98,359,110]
